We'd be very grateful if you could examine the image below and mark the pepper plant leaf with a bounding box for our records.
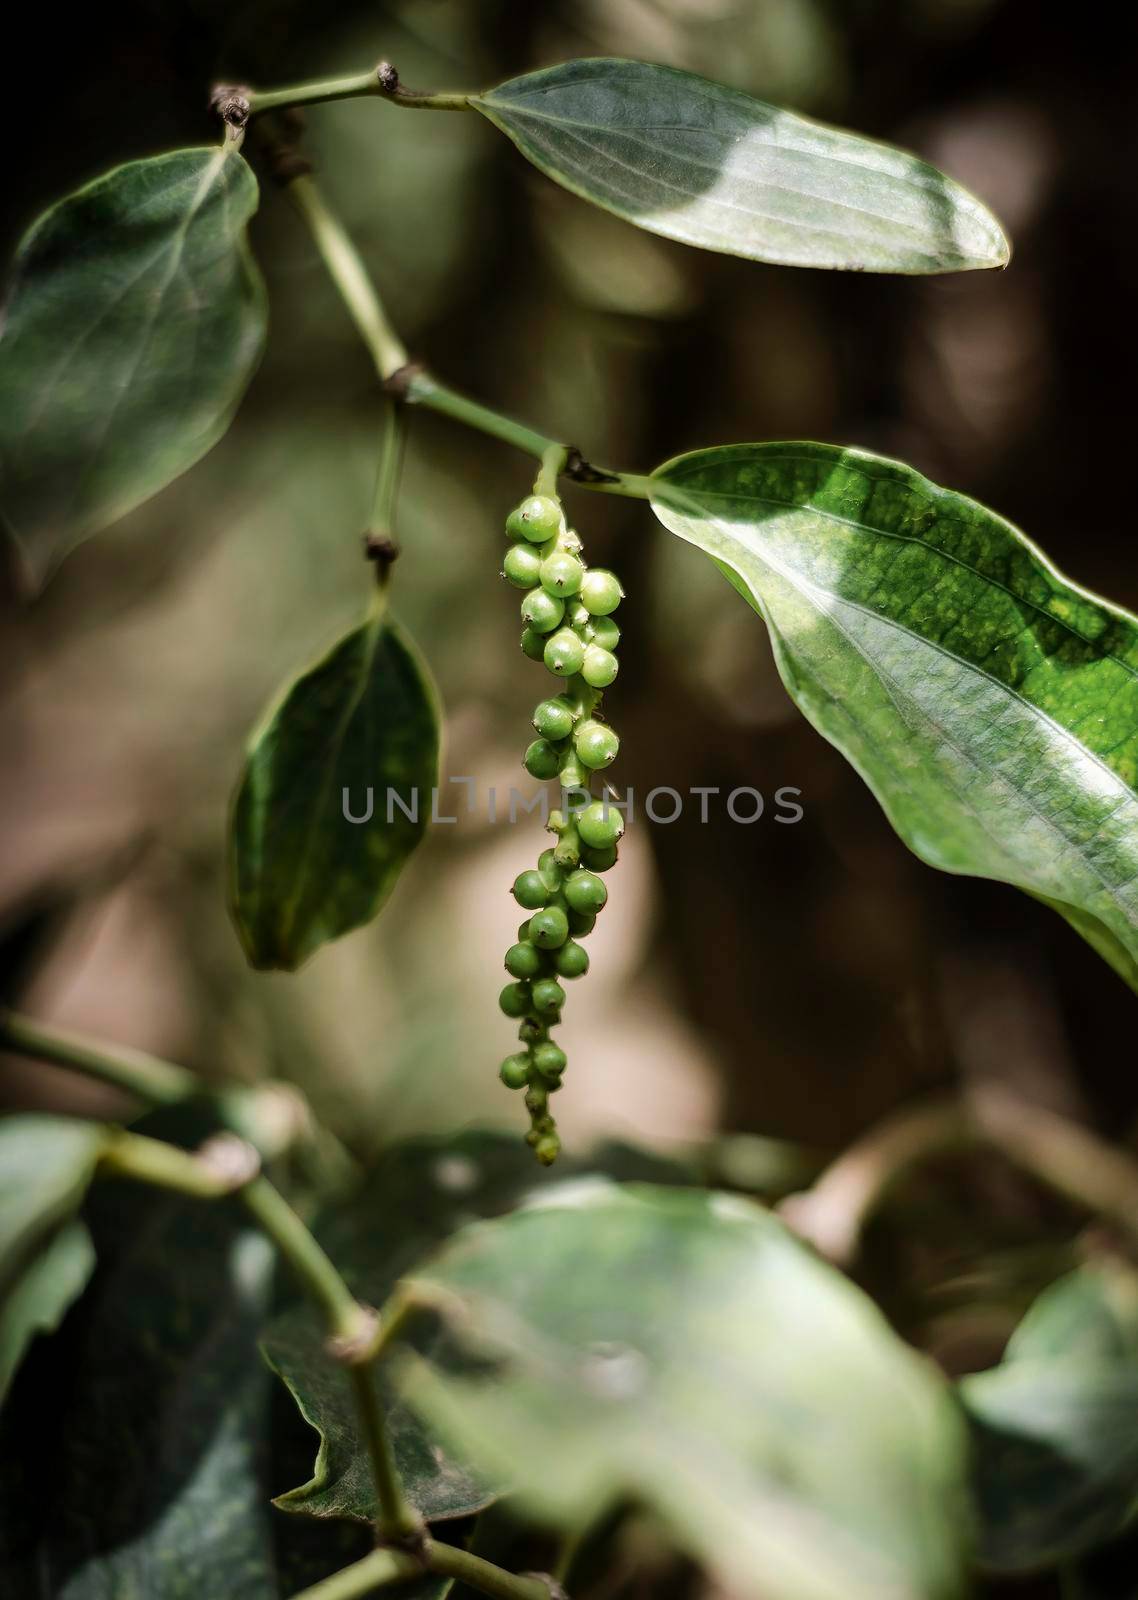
[649,443,1138,991]
[0,1114,105,1400]
[959,1261,1138,1571]
[473,59,1008,274]
[0,1174,453,1598]
[266,1131,694,1524]
[229,612,440,971]
[0,146,266,587]
[398,1183,971,1600]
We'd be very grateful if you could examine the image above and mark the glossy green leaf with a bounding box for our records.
[473,59,1008,273]
[229,611,440,971]
[960,1262,1138,1571]
[0,1114,105,1400]
[399,1183,971,1600]
[0,147,266,587]
[266,1131,692,1523]
[649,443,1138,990]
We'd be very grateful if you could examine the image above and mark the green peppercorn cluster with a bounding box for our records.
[497,491,626,1164]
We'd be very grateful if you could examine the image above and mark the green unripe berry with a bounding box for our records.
[580,843,618,873]
[590,615,621,651]
[528,905,569,949]
[581,645,619,688]
[580,569,623,616]
[523,738,563,780]
[512,870,549,909]
[518,1018,544,1044]
[520,627,546,662]
[575,719,620,770]
[534,1133,561,1166]
[532,1041,567,1079]
[578,801,625,849]
[567,908,596,937]
[499,1053,531,1090]
[544,629,585,677]
[531,977,566,1016]
[507,495,563,543]
[521,589,565,635]
[565,870,608,914]
[533,698,576,741]
[540,551,584,596]
[537,848,561,890]
[502,545,542,588]
[504,941,543,979]
[499,981,532,1018]
[555,939,590,978]
[568,602,591,630]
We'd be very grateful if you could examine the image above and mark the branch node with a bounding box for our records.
[376,61,400,94]
[195,1132,261,1192]
[521,1574,569,1599]
[326,1303,384,1366]
[564,447,619,486]
[364,532,401,570]
[382,361,426,400]
[210,84,251,129]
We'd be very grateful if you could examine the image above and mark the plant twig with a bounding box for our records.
[286,176,408,380]
[0,1008,198,1107]
[2,1010,421,1547]
[286,1546,423,1600]
[243,62,473,118]
[286,1539,561,1600]
[0,1007,310,1159]
[780,1089,1138,1267]
[281,174,648,497]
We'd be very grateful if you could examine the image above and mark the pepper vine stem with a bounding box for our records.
[2,1013,563,1595]
[288,1540,558,1600]
[279,169,648,500]
[245,63,472,118]
[780,1087,1138,1267]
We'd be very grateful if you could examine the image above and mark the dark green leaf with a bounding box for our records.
[0,1176,451,1598]
[960,1262,1138,1572]
[399,1183,971,1600]
[229,611,440,971]
[266,1131,694,1524]
[0,1114,104,1399]
[0,147,266,587]
[649,444,1138,991]
[473,59,1008,273]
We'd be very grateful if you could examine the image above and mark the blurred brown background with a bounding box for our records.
[1,0,1134,1192]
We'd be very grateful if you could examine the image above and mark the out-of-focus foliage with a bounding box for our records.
[0,149,265,588]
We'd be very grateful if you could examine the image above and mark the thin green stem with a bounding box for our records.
[535,444,569,498]
[248,71,385,116]
[0,1008,198,1107]
[0,1007,310,1159]
[238,1175,361,1340]
[287,1546,423,1600]
[369,400,406,538]
[100,1130,238,1198]
[287,176,408,380]
[347,1363,422,1541]
[240,1177,422,1541]
[286,1541,556,1600]
[282,174,650,500]
[246,70,472,118]
[404,371,557,459]
[426,1544,554,1600]
[2,1007,420,1547]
